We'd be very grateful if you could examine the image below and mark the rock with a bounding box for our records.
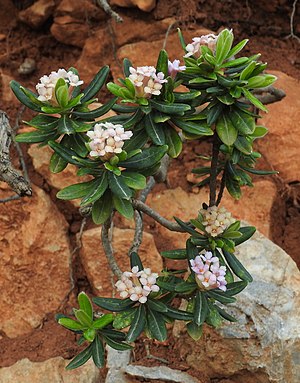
[18,58,36,75]
[80,227,163,295]
[174,230,300,383]
[0,357,100,383]
[111,16,176,47]
[113,27,213,79]
[0,71,19,104]
[110,0,157,12]
[50,16,89,48]
[125,365,200,383]
[19,0,55,29]
[55,0,106,21]
[0,183,71,338]
[27,145,91,206]
[258,71,300,183]
[0,34,6,42]
[75,28,113,83]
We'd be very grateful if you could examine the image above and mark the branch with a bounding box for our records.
[96,0,123,23]
[0,111,31,197]
[286,0,300,42]
[102,214,122,278]
[216,168,226,206]
[241,85,286,105]
[209,133,220,207]
[131,199,185,232]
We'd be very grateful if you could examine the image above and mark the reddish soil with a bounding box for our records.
[0,0,299,382]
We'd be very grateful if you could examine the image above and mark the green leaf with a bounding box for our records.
[215,29,234,65]
[57,179,100,200]
[226,281,248,296]
[91,336,105,368]
[175,281,197,293]
[10,80,42,112]
[123,58,133,77]
[147,299,168,313]
[69,133,89,157]
[227,39,249,59]
[93,297,135,312]
[223,250,253,282]
[174,217,204,238]
[112,194,134,219]
[150,100,191,115]
[101,328,126,340]
[229,109,255,135]
[161,249,186,260]
[123,129,148,152]
[119,145,168,170]
[58,317,85,331]
[194,291,208,326]
[24,115,59,130]
[187,321,203,340]
[156,49,169,77]
[233,226,256,245]
[207,290,236,304]
[50,152,68,173]
[73,97,117,119]
[83,328,96,342]
[177,27,187,49]
[215,306,237,322]
[225,175,241,199]
[216,114,238,146]
[73,309,93,327]
[207,103,224,125]
[66,344,93,370]
[166,306,194,321]
[145,114,165,145]
[121,172,146,190]
[78,292,93,321]
[172,117,213,136]
[240,61,256,81]
[81,173,109,205]
[92,192,113,224]
[250,125,268,139]
[126,305,146,342]
[81,65,110,103]
[164,126,182,158]
[234,136,252,155]
[205,303,223,328]
[104,336,133,351]
[113,309,136,330]
[246,74,277,89]
[108,172,132,200]
[130,252,143,270]
[217,94,235,105]
[57,115,75,135]
[147,309,167,341]
[242,88,268,112]
[92,314,114,329]
[15,130,59,143]
[55,82,69,108]
[239,164,277,176]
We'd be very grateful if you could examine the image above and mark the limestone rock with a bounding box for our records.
[174,231,300,383]
[55,0,106,21]
[110,0,157,12]
[0,357,100,383]
[19,0,55,29]
[258,71,300,183]
[50,16,89,48]
[80,227,163,295]
[0,184,71,338]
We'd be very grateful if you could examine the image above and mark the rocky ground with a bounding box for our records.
[0,0,300,382]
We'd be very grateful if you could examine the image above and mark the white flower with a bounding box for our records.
[35,68,83,103]
[115,266,160,304]
[199,206,236,237]
[184,33,219,58]
[128,65,167,98]
[87,122,133,159]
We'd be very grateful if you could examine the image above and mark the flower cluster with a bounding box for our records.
[86,122,133,159]
[128,66,167,98]
[199,205,236,237]
[115,266,160,304]
[190,251,227,291]
[168,59,186,78]
[36,68,83,102]
[184,33,219,58]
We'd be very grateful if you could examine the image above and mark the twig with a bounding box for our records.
[131,199,185,232]
[216,168,226,206]
[140,176,156,202]
[0,194,21,203]
[209,133,220,207]
[96,0,123,23]
[102,213,122,278]
[241,85,286,105]
[285,0,300,42]
[154,155,170,184]
[162,20,178,50]
[0,110,32,197]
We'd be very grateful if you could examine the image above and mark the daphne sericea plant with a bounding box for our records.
[10,28,279,369]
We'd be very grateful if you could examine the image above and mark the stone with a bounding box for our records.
[113,27,212,79]
[110,0,157,12]
[75,28,114,84]
[0,357,100,383]
[50,16,89,48]
[174,230,300,383]
[125,365,200,383]
[258,71,300,183]
[80,227,163,295]
[0,71,19,105]
[19,0,55,29]
[0,183,71,338]
[55,0,106,21]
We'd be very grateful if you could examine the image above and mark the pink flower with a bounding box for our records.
[168,59,186,78]
[128,65,167,98]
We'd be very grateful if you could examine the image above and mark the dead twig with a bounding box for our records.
[102,213,122,278]
[285,0,300,42]
[0,110,31,198]
[96,0,123,23]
